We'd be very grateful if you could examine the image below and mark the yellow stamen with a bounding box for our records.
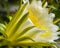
[40,31,52,37]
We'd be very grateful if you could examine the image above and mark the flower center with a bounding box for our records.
[29,10,49,30]
[40,31,52,38]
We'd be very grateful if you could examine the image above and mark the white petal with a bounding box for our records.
[49,24,59,32]
[32,30,59,42]
[23,0,29,3]
[48,13,55,22]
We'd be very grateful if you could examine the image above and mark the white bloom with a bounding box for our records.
[28,0,59,42]
[28,0,59,31]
